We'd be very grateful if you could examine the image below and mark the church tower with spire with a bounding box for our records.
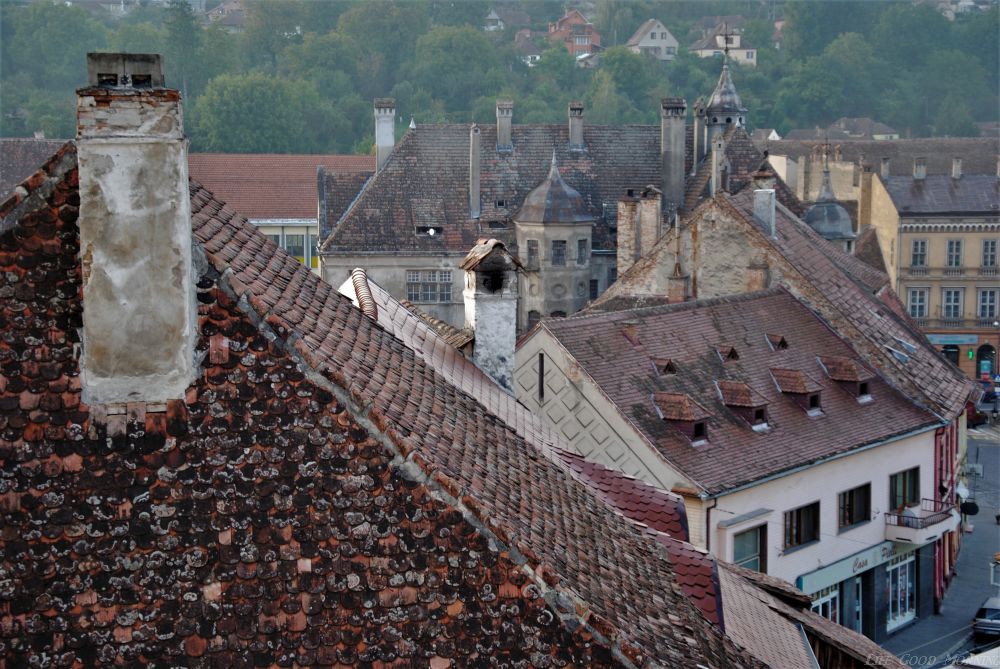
[705,56,748,141]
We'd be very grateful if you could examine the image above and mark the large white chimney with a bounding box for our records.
[374,98,395,171]
[568,101,584,150]
[469,124,481,218]
[76,53,196,404]
[753,188,776,238]
[660,97,687,215]
[913,157,927,181]
[496,99,513,152]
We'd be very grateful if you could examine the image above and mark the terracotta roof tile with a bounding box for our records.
[770,367,823,395]
[541,289,938,494]
[819,355,875,383]
[717,380,767,407]
[0,137,68,198]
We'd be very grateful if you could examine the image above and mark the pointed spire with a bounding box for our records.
[707,61,747,116]
[548,150,564,183]
[409,117,416,129]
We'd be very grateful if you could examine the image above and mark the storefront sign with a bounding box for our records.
[926,334,979,346]
[796,541,916,594]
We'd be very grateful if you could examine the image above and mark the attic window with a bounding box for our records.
[692,421,707,441]
[753,408,767,424]
[654,358,677,375]
[807,393,823,416]
[416,226,443,237]
[766,334,788,351]
[718,346,739,362]
[495,200,507,208]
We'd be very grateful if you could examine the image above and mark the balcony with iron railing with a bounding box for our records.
[885,498,961,544]
[909,316,1000,330]
[904,265,999,279]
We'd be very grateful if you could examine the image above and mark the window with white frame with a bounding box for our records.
[907,288,927,318]
[405,270,453,303]
[979,289,997,319]
[984,239,998,267]
[733,525,767,572]
[946,239,962,267]
[910,239,927,267]
[886,554,916,631]
[574,35,589,45]
[942,288,963,319]
[811,585,840,624]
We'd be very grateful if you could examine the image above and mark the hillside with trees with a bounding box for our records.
[1,0,996,153]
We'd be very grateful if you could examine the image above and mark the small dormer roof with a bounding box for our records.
[654,392,713,422]
[514,153,594,225]
[707,63,747,116]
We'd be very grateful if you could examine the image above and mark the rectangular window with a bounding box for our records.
[942,288,963,319]
[551,240,566,266]
[650,31,656,39]
[589,279,599,300]
[811,585,840,624]
[284,234,305,258]
[979,289,997,318]
[608,264,617,285]
[889,467,919,510]
[405,270,453,303]
[838,484,871,529]
[577,239,588,264]
[783,501,819,549]
[907,289,927,318]
[946,239,962,267]
[265,234,281,247]
[984,239,998,267]
[733,525,767,572]
[886,554,916,631]
[666,46,676,55]
[526,239,539,268]
[910,239,927,267]
[574,35,589,45]
[746,51,753,58]
[537,352,545,402]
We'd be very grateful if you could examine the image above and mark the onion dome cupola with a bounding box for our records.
[514,152,593,225]
[804,154,856,251]
[706,61,748,139]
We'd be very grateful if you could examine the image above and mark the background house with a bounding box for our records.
[625,18,679,61]
[690,24,757,67]
[547,8,601,55]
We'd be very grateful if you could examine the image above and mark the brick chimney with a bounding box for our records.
[913,157,927,181]
[496,99,513,152]
[374,98,395,171]
[568,101,584,150]
[469,125,481,218]
[76,53,196,404]
[660,97,686,216]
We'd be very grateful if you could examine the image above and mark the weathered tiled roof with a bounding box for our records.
[720,189,974,419]
[883,173,1000,215]
[186,152,374,220]
[317,167,374,241]
[0,137,68,197]
[770,367,823,395]
[321,122,694,255]
[819,355,875,383]
[760,137,1000,176]
[541,289,938,494]
[717,380,767,407]
[853,226,888,274]
[0,142,761,668]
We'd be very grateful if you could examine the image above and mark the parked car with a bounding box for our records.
[973,596,1000,639]
[967,401,989,428]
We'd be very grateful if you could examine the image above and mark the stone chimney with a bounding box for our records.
[913,157,927,181]
[692,97,706,167]
[374,98,395,171]
[496,99,513,151]
[568,101,584,150]
[616,186,662,275]
[660,98,686,215]
[753,189,776,238]
[951,157,962,180]
[858,163,874,229]
[880,157,890,179]
[709,137,726,196]
[460,239,522,392]
[667,262,690,303]
[469,124,481,218]
[76,53,196,404]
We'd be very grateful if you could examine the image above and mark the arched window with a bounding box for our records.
[976,344,996,377]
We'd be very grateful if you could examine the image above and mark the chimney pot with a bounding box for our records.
[913,157,927,181]
[568,101,584,150]
[952,157,962,180]
[374,98,396,171]
[753,189,776,238]
[496,99,513,151]
[86,52,164,88]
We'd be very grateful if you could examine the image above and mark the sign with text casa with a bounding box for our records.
[796,541,915,595]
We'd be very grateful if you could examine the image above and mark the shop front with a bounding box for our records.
[797,541,935,642]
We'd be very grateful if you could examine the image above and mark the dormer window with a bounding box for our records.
[771,367,824,416]
[766,334,788,351]
[717,346,739,362]
[416,225,444,237]
[717,379,770,431]
[858,381,870,396]
[495,199,507,208]
[654,358,677,375]
[818,355,875,404]
[692,421,707,442]
[753,408,767,424]
[808,393,821,410]
[653,392,712,444]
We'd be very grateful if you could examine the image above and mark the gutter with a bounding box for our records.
[702,421,943,500]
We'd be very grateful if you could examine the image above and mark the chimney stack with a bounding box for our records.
[880,157,890,179]
[496,99,513,152]
[660,97,687,215]
[710,137,725,196]
[374,98,395,171]
[461,240,521,393]
[753,189,776,238]
[913,157,927,181]
[951,157,962,180]
[616,187,662,275]
[469,124,481,218]
[568,101,584,150]
[76,53,196,404]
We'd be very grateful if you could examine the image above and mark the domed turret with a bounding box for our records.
[804,154,856,252]
[515,153,592,225]
[706,62,747,139]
